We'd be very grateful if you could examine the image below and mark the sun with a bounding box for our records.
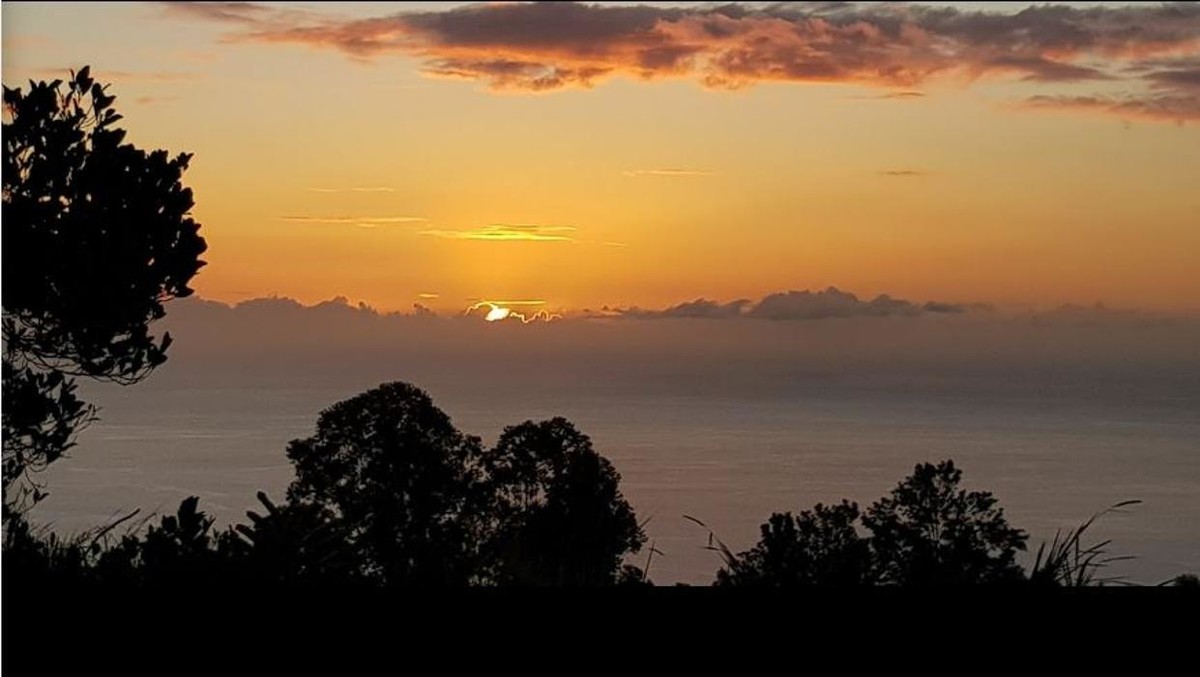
[466,300,563,323]
[484,305,511,322]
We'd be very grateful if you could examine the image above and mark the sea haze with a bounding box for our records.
[34,297,1200,585]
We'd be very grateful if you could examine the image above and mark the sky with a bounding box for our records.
[3,1,1199,315]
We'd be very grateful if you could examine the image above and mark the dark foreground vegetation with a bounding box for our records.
[3,69,1196,602]
[8,381,1193,590]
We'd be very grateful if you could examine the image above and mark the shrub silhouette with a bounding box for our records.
[93,497,225,587]
[225,491,361,586]
[719,461,1028,586]
[482,418,645,585]
[716,501,871,587]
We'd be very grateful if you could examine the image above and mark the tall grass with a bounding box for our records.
[1028,500,1141,587]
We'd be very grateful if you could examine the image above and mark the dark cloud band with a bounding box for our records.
[165,1,1200,123]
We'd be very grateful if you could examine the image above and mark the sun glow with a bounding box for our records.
[466,300,562,324]
[484,305,511,322]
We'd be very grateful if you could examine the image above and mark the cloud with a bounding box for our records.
[622,168,716,178]
[747,288,922,320]
[1021,93,1200,124]
[165,1,1200,123]
[922,301,967,314]
[280,215,426,229]
[863,90,927,100]
[879,169,928,177]
[159,1,274,25]
[419,224,576,242]
[607,287,976,321]
[612,298,752,320]
[1027,302,1178,328]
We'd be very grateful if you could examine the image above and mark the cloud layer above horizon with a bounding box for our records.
[162,1,1200,122]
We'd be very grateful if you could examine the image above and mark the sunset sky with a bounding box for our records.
[3,1,1198,315]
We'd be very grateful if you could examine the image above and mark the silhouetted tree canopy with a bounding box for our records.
[716,501,871,587]
[282,385,648,586]
[863,460,1027,585]
[2,67,207,516]
[2,66,206,380]
[284,382,488,585]
[719,461,1027,587]
[1,361,91,506]
[482,417,645,585]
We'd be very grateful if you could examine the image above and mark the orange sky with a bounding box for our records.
[3,2,1198,314]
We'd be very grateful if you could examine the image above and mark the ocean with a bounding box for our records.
[34,373,1200,586]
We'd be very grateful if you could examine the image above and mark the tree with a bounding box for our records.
[716,501,872,587]
[2,67,207,515]
[481,418,645,585]
[715,461,1027,587]
[862,460,1027,585]
[283,382,488,585]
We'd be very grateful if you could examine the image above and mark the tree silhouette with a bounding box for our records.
[482,418,645,585]
[717,461,1027,586]
[283,382,487,586]
[2,66,207,515]
[716,501,872,587]
[863,460,1027,585]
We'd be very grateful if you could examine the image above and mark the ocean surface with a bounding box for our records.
[35,375,1200,586]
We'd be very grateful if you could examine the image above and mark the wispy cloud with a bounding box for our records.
[864,90,927,100]
[1020,93,1200,125]
[417,293,439,299]
[419,224,576,242]
[622,168,716,178]
[280,215,426,228]
[158,1,278,25]
[878,169,929,177]
[163,1,1200,124]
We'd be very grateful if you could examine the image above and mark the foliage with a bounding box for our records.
[2,66,207,381]
[1028,500,1140,587]
[482,417,645,585]
[284,382,488,585]
[1172,573,1199,588]
[2,66,207,515]
[862,460,1028,585]
[716,501,872,587]
[92,497,227,586]
[226,491,362,586]
[4,383,651,588]
[2,512,99,586]
[1,361,93,515]
[719,461,1028,586]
